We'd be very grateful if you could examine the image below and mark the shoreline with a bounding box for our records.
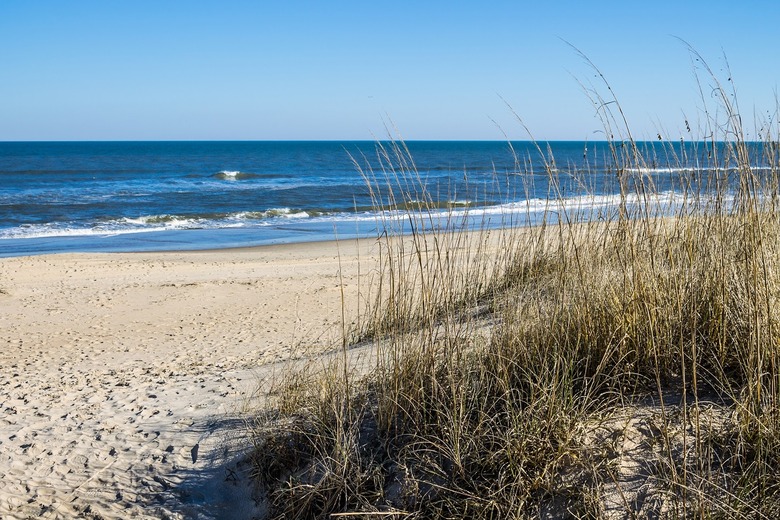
[0,237,380,519]
[0,225,374,259]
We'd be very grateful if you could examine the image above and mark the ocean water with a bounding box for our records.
[0,140,758,257]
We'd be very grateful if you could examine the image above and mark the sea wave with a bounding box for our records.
[0,190,721,241]
[213,170,265,180]
[626,165,775,174]
[626,167,699,174]
[0,208,314,240]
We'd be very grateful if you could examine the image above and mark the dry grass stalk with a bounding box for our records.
[249,54,780,519]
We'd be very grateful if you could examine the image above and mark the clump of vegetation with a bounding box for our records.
[250,51,780,519]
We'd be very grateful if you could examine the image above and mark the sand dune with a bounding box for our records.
[0,239,378,519]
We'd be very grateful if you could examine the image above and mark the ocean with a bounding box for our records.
[0,140,757,257]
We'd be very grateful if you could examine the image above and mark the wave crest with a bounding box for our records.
[214,170,263,180]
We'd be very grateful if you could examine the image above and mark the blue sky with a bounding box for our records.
[1,1,778,141]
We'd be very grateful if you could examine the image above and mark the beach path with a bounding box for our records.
[0,240,376,519]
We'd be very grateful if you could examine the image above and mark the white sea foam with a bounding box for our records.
[0,224,165,240]
[0,208,316,240]
[0,191,734,242]
[627,165,775,174]
[627,167,699,174]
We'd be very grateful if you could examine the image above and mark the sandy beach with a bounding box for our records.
[0,238,379,519]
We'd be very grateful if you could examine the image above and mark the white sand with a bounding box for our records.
[0,239,379,519]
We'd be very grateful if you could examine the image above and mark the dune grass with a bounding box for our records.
[249,55,780,519]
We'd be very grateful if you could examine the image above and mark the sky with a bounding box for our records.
[1,0,779,141]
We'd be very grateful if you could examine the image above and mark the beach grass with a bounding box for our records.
[248,54,780,519]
